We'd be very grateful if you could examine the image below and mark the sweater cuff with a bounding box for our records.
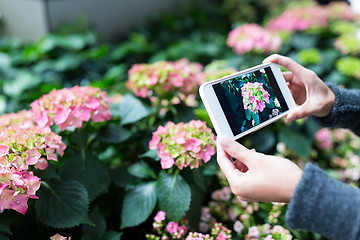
[286,163,360,239]
[285,163,325,230]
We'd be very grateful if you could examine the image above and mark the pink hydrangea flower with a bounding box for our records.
[30,86,111,131]
[154,211,166,223]
[0,110,37,129]
[241,82,270,114]
[266,5,328,32]
[324,1,358,21]
[185,232,211,240]
[50,234,69,240]
[334,34,360,55]
[127,59,204,113]
[227,23,282,55]
[315,128,333,150]
[216,232,227,240]
[0,125,66,214]
[166,222,179,234]
[248,226,260,238]
[149,120,216,170]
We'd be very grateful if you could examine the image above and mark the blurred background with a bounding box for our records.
[0,0,360,239]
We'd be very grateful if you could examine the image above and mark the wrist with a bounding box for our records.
[322,89,335,117]
[314,85,336,118]
[285,168,303,203]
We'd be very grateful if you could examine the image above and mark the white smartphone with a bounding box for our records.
[199,62,296,140]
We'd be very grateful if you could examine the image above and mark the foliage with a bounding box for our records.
[0,0,358,239]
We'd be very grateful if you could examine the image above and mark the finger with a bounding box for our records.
[263,54,279,63]
[234,160,248,172]
[286,102,313,122]
[216,139,239,177]
[282,72,293,83]
[263,54,305,75]
[218,136,257,167]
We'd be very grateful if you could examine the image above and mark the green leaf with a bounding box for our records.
[117,94,154,125]
[0,221,11,236]
[250,129,276,153]
[98,125,131,144]
[35,179,92,228]
[291,33,318,50]
[60,150,110,201]
[192,168,206,191]
[101,231,123,240]
[245,109,251,121]
[33,164,60,181]
[71,128,89,148]
[203,157,219,176]
[194,108,213,129]
[82,207,106,238]
[139,149,160,161]
[156,172,191,221]
[112,168,135,188]
[3,71,42,98]
[0,53,11,67]
[0,95,7,115]
[53,54,81,72]
[278,128,312,158]
[128,161,157,179]
[121,182,157,228]
[58,34,87,51]
[252,113,260,125]
[0,234,9,240]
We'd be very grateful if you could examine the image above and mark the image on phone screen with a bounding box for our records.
[212,67,289,136]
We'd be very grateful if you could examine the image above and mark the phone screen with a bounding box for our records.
[212,67,289,136]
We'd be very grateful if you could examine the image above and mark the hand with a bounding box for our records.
[263,54,335,122]
[217,136,302,203]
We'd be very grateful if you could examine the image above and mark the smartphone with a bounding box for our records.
[199,62,296,140]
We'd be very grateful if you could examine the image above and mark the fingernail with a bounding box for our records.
[220,136,232,148]
[285,114,295,122]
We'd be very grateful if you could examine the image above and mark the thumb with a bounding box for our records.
[286,102,313,122]
[218,136,256,167]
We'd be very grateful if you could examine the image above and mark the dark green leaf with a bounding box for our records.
[33,164,60,181]
[250,129,276,153]
[117,94,154,125]
[98,125,131,144]
[156,172,191,221]
[128,161,157,179]
[101,231,123,240]
[0,234,9,240]
[278,128,312,158]
[82,207,106,238]
[252,113,260,125]
[139,149,160,161]
[121,182,157,228]
[112,168,135,188]
[0,222,11,235]
[326,71,348,85]
[203,157,219,176]
[192,168,206,191]
[291,33,318,50]
[71,128,89,148]
[245,109,251,120]
[60,150,110,201]
[35,179,92,228]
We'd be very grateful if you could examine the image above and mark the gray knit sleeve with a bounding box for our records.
[313,83,360,136]
[286,163,360,239]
